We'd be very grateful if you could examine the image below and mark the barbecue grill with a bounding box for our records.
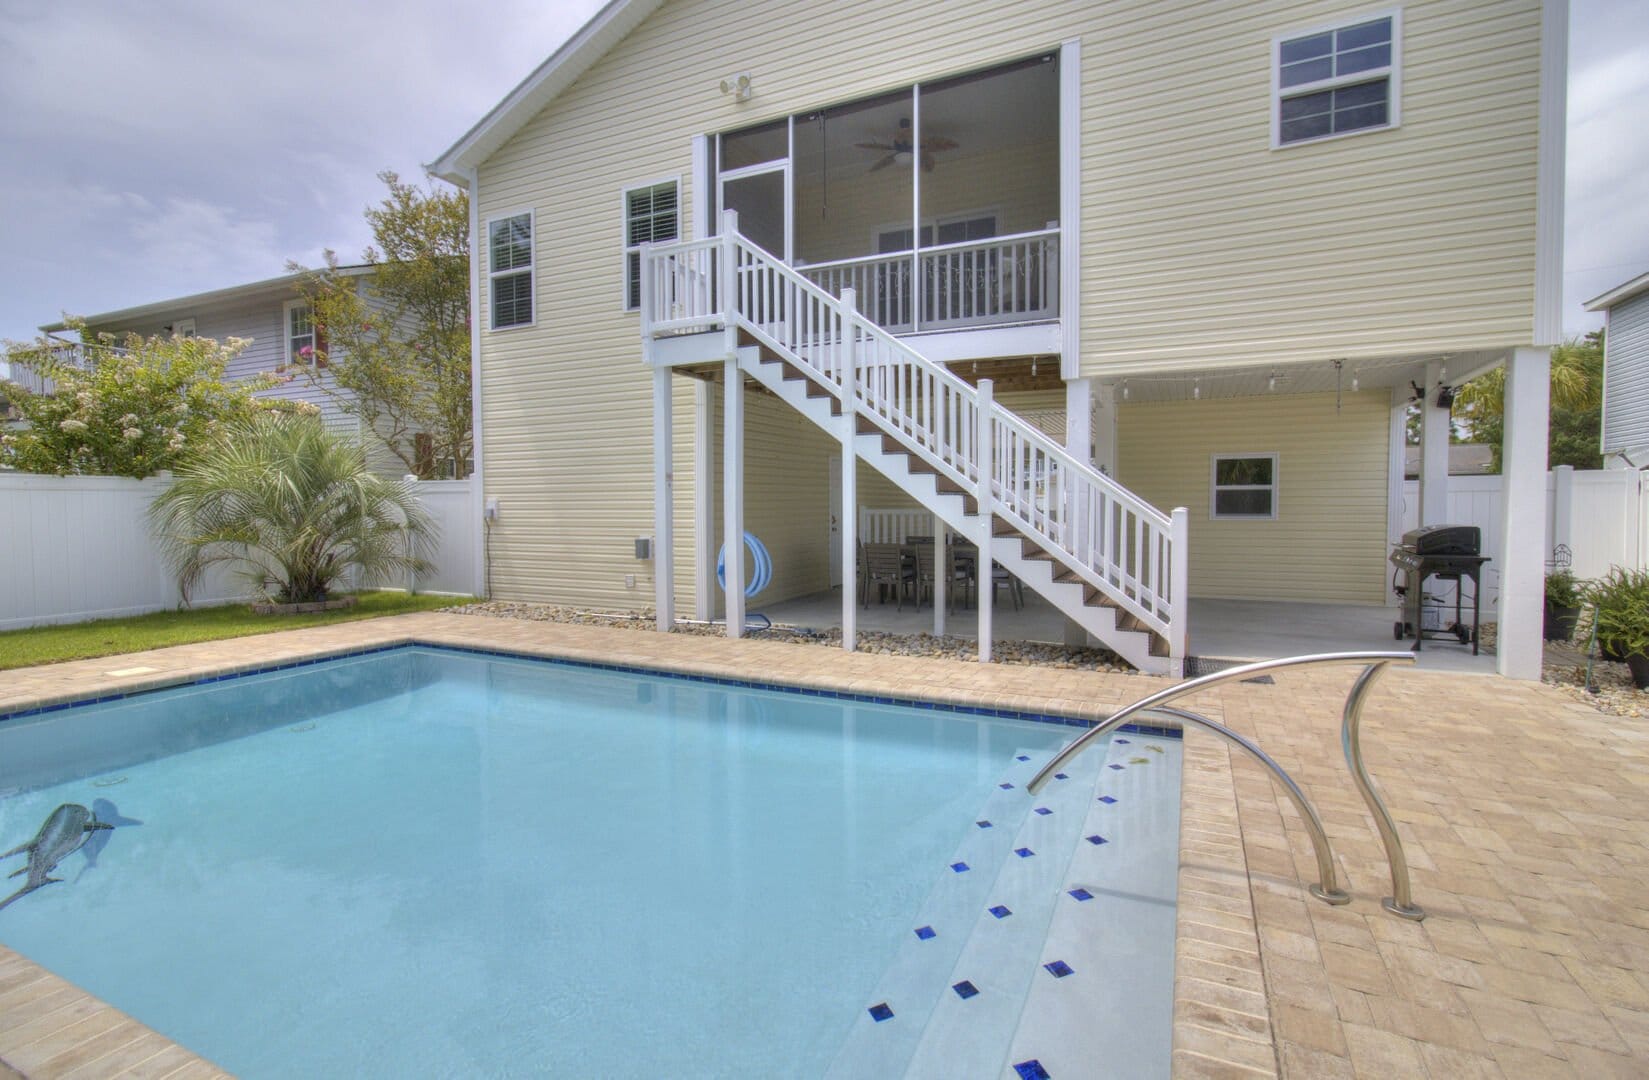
[1390,525,1489,653]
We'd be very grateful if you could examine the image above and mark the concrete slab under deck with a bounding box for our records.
[758,589,1496,674]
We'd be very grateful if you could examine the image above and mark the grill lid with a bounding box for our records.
[1399,525,1481,557]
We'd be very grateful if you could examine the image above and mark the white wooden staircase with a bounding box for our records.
[641,213,1188,675]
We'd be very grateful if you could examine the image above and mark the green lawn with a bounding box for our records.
[0,591,470,671]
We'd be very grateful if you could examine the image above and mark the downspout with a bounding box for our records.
[463,164,489,599]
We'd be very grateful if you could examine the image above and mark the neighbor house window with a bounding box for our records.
[1211,455,1279,519]
[488,211,534,329]
[282,300,326,369]
[624,180,680,310]
[1274,12,1399,146]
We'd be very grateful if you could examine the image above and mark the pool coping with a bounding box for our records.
[0,613,1265,1078]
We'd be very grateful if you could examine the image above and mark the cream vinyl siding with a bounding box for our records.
[472,0,1537,609]
[1116,392,1390,603]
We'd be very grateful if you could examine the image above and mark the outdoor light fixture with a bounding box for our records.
[720,73,753,101]
[1435,385,1456,409]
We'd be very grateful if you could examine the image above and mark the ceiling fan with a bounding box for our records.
[856,118,958,173]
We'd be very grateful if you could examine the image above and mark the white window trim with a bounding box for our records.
[621,175,682,312]
[485,206,536,331]
[281,298,315,371]
[1210,453,1280,520]
[1271,8,1402,150]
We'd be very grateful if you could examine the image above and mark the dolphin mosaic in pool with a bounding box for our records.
[0,802,113,911]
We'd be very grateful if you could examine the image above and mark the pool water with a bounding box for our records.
[0,647,1180,1078]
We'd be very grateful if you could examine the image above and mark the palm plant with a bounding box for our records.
[150,413,436,604]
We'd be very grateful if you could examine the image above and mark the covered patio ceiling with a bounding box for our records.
[1105,348,1511,403]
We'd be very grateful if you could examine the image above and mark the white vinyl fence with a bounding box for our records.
[0,474,476,631]
[1399,466,1645,607]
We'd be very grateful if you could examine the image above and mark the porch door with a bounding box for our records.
[718,162,791,262]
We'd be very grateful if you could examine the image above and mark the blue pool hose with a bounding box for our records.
[717,532,773,598]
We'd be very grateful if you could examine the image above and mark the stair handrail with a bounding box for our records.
[1027,650,1424,919]
[713,219,1178,634]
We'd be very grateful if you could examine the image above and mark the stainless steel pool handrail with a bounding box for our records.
[1026,651,1423,919]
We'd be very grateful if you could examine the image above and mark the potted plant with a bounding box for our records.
[1543,569,1583,641]
[1588,567,1649,685]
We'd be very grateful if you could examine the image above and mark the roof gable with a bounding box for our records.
[1586,270,1649,313]
[428,0,666,184]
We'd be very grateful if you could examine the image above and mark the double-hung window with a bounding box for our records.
[1211,455,1279,519]
[624,180,680,311]
[282,300,325,369]
[1274,12,1399,146]
[488,211,534,329]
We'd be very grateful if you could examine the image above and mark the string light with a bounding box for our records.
[1351,370,1360,392]
[1268,372,1277,392]
[1192,378,1201,400]
[1121,381,1130,401]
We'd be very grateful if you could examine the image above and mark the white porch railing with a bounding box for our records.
[641,212,1185,656]
[796,228,1059,334]
[4,341,121,396]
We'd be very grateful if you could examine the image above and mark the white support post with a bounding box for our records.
[1065,376,1094,648]
[724,356,745,638]
[1387,386,1409,605]
[840,287,858,653]
[721,208,740,357]
[653,367,675,632]
[1496,347,1551,680]
[976,378,994,663]
[1552,463,1574,560]
[932,511,947,638]
[694,379,715,621]
[1419,361,1450,526]
[1094,382,1118,476]
[1169,507,1190,678]
[638,239,653,362]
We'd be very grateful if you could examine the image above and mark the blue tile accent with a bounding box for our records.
[950,861,970,873]
[1044,960,1074,978]
[914,925,936,940]
[0,639,1190,738]
[999,782,1015,790]
[1085,834,1108,846]
[1068,887,1094,901]
[988,905,1012,919]
[1015,754,1031,761]
[1033,806,1052,816]
[1053,772,1068,780]
[1014,847,1034,858]
[1098,795,1117,804]
[952,980,979,999]
[976,820,993,829]
[1014,1059,1051,1079]
[1115,738,1131,744]
[868,1002,894,1022]
[1108,763,1124,770]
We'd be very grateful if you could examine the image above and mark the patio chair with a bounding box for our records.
[863,542,916,610]
[991,562,1024,611]
[950,544,978,611]
[909,539,936,610]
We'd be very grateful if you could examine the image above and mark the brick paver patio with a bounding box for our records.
[1,612,1645,1077]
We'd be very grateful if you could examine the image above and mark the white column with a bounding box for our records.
[1419,361,1450,525]
[840,287,858,652]
[723,358,745,638]
[693,379,715,621]
[1387,386,1408,604]
[1065,377,1096,647]
[1169,507,1190,678]
[976,378,994,662]
[932,511,947,637]
[1551,463,1574,560]
[653,368,675,631]
[1094,382,1118,476]
[1496,347,1551,680]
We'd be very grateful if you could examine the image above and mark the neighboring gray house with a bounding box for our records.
[1587,270,1649,469]
[13,267,425,475]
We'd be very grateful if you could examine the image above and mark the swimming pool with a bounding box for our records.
[0,645,1181,1077]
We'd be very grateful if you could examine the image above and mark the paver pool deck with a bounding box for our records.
[2,611,1647,1078]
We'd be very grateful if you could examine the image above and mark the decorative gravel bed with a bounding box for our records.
[443,600,1142,674]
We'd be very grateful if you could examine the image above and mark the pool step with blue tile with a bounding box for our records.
[826,742,1105,1079]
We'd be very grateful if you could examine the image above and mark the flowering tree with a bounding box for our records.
[292,171,471,478]
[0,319,303,478]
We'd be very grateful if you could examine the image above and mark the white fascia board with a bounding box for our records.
[1585,270,1649,313]
[427,0,666,185]
[40,265,373,334]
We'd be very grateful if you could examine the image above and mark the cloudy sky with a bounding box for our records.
[1,0,1644,354]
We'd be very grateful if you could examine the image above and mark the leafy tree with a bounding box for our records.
[1453,331,1603,471]
[292,171,471,478]
[0,320,294,478]
[150,413,436,604]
